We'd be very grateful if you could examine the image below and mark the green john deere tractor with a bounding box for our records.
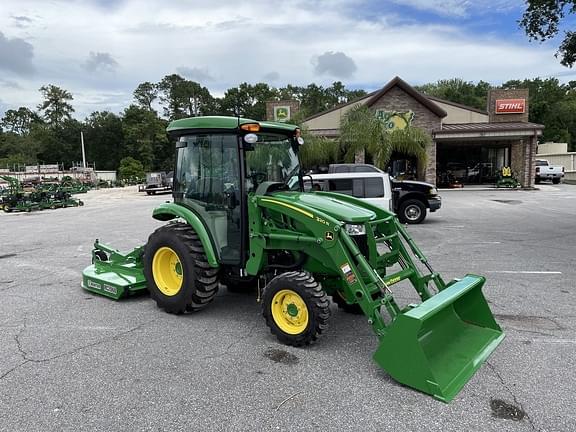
[82,116,504,402]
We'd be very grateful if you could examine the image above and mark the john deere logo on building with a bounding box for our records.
[375,110,414,131]
[274,106,291,122]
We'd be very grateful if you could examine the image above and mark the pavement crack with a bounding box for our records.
[0,360,29,381]
[7,318,157,370]
[487,361,538,431]
[201,320,260,360]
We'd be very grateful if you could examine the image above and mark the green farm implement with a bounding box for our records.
[1,175,83,212]
[82,116,503,402]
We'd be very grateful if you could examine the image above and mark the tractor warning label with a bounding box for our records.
[340,263,356,284]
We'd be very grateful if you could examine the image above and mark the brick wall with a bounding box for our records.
[266,100,300,122]
[510,137,537,187]
[487,89,529,123]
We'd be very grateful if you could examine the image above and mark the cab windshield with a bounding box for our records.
[245,133,300,192]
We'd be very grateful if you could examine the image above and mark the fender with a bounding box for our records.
[152,202,219,268]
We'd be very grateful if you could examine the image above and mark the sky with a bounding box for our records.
[0,0,575,119]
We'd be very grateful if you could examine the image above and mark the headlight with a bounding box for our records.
[345,224,366,236]
[429,187,438,196]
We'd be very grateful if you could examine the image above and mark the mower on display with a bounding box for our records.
[82,116,504,402]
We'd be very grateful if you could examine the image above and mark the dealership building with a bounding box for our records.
[284,76,543,187]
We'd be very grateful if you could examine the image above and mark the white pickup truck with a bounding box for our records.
[535,159,564,184]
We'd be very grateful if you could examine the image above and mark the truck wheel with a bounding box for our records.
[144,222,219,314]
[399,199,426,224]
[552,178,560,184]
[2,204,11,213]
[262,271,330,346]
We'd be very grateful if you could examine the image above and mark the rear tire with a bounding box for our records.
[399,199,426,224]
[144,222,219,314]
[262,271,330,346]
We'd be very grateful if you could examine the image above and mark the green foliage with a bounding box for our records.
[84,112,124,171]
[133,82,158,111]
[2,74,574,177]
[520,1,576,67]
[502,77,576,148]
[219,83,278,120]
[38,85,75,127]
[122,105,170,170]
[118,157,145,180]
[298,133,339,170]
[339,104,429,171]
[157,74,216,119]
[416,78,491,110]
[1,107,42,135]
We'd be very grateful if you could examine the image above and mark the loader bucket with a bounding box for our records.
[373,274,504,402]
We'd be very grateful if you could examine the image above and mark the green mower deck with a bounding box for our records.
[82,241,147,300]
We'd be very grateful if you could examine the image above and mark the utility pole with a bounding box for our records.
[81,131,87,169]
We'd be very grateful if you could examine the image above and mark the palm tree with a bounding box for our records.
[339,104,430,172]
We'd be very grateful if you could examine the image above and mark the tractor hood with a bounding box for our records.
[271,191,375,223]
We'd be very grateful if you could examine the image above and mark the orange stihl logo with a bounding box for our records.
[495,99,525,114]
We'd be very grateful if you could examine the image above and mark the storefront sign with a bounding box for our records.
[274,106,291,122]
[375,110,414,130]
[495,99,525,114]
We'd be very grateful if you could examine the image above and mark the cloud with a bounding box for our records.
[0,31,35,75]
[263,71,280,82]
[83,51,118,73]
[391,0,524,17]
[11,15,33,28]
[312,51,357,79]
[0,79,22,89]
[176,66,214,82]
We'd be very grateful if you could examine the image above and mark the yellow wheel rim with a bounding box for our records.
[271,289,309,335]
[152,247,183,296]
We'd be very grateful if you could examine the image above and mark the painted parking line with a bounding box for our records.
[486,271,562,274]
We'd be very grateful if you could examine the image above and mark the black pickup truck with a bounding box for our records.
[326,164,442,224]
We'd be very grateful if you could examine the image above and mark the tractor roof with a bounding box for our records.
[166,116,299,133]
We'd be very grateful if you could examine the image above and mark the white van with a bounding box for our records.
[305,172,441,224]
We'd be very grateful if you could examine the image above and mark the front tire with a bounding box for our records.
[262,271,330,346]
[144,222,219,314]
[399,199,426,224]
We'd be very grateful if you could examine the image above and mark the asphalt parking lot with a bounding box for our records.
[1,184,575,431]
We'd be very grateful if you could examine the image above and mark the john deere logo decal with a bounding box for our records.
[325,231,334,241]
[274,106,291,122]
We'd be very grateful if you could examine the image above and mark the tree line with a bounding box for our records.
[1,75,575,174]
[0,77,366,173]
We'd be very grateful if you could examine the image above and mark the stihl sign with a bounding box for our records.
[495,99,526,114]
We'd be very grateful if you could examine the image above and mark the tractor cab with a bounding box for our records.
[168,117,303,267]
